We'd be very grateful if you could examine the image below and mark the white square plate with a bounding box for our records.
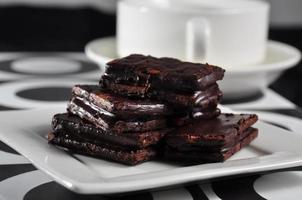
[1,107,302,194]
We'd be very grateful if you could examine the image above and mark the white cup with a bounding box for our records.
[117,0,270,67]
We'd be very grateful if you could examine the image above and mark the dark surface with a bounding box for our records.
[0,164,36,182]
[24,181,154,200]
[0,6,115,52]
[16,87,71,102]
[0,141,20,155]
[221,91,264,105]
[186,185,209,200]
[269,28,302,107]
[212,175,266,200]
[104,54,225,92]
[48,132,157,165]
[52,113,170,149]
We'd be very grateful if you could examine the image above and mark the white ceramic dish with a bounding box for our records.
[85,37,301,98]
[1,107,302,194]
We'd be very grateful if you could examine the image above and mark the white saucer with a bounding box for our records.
[85,37,301,98]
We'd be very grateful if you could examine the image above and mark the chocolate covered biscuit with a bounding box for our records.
[101,77,222,108]
[104,54,225,92]
[72,85,173,117]
[165,113,258,149]
[69,85,221,131]
[67,97,167,133]
[164,128,258,163]
[52,113,171,148]
[48,132,157,165]
[47,54,261,166]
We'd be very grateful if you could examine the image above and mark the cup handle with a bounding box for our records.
[186,17,210,62]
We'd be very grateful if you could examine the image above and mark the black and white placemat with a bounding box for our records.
[1,53,302,200]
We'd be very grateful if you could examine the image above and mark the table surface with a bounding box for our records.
[0,52,302,200]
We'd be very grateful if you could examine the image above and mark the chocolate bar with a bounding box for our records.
[164,128,258,163]
[168,127,256,152]
[152,84,222,108]
[48,132,156,165]
[69,85,221,131]
[72,85,173,117]
[52,113,171,148]
[165,113,258,149]
[104,54,225,92]
[101,77,222,108]
[67,97,167,133]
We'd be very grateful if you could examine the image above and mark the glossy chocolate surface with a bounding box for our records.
[67,98,167,133]
[167,127,256,152]
[164,128,258,163]
[48,132,157,165]
[52,113,171,148]
[105,54,225,92]
[165,113,258,147]
[72,85,173,116]
[170,107,221,127]
[101,77,222,108]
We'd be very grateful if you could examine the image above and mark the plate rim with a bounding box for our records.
[85,36,301,74]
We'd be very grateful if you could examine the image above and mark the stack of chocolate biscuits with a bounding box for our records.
[165,114,258,163]
[48,54,258,165]
[49,85,174,165]
[101,54,224,121]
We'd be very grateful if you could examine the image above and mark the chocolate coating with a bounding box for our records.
[67,98,167,133]
[52,113,171,148]
[165,113,258,148]
[101,77,222,108]
[48,132,157,165]
[69,85,221,131]
[168,127,255,152]
[152,84,222,108]
[104,54,225,92]
[72,85,173,116]
[170,107,221,127]
[164,128,258,163]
